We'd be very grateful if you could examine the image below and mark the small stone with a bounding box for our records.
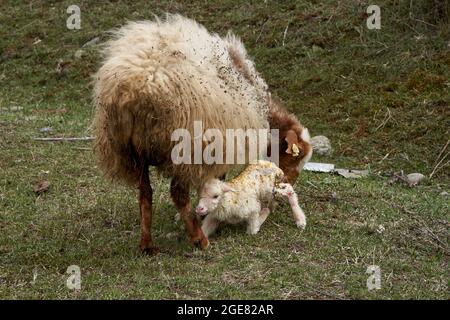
[310,135,332,156]
[9,106,23,112]
[312,44,324,53]
[376,224,385,234]
[33,180,50,194]
[74,49,83,59]
[440,191,449,197]
[165,232,179,240]
[405,173,425,187]
[82,37,100,48]
[39,127,52,133]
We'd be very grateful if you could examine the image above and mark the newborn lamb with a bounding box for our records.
[195,160,306,237]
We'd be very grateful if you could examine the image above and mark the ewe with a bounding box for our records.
[92,14,311,253]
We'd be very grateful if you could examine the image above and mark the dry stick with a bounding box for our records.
[430,158,450,178]
[375,108,392,131]
[282,23,289,46]
[430,139,450,178]
[433,139,450,165]
[33,136,95,142]
[430,149,450,179]
[255,18,270,43]
[380,198,448,254]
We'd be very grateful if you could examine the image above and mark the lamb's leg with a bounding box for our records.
[287,193,306,229]
[170,179,209,250]
[201,215,220,238]
[258,207,270,227]
[138,162,158,255]
[247,212,262,235]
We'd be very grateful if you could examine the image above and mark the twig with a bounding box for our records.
[433,139,450,166]
[306,181,319,190]
[430,158,450,178]
[33,136,95,142]
[430,139,450,178]
[412,18,437,28]
[375,108,392,131]
[282,23,289,46]
[255,18,270,43]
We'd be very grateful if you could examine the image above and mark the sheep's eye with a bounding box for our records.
[213,195,219,199]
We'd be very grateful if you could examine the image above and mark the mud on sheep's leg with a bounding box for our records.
[170,179,209,250]
[138,162,159,255]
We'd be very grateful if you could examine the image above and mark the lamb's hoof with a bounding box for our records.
[296,220,306,230]
[140,245,160,256]
[191,236,210,250]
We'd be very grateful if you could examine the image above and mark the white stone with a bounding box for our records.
[310,135,332,155]
[406,173,425,186]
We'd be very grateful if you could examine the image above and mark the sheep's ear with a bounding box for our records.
[285,130,301,157]
[221,183,236,193]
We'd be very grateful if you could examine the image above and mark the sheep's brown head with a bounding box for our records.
[268,100,313,185]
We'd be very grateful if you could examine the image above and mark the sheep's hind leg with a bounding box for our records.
[258,208,270,228]
[138,162,159,255]
[247,208,270,235]
[170,179,209,250]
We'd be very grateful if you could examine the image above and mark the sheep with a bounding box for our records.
[196,160,306,237]
[268,98,313,185]
[92,14,312,254]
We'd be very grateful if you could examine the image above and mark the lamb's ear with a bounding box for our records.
[221,183,236,193]
[285,130,301,157]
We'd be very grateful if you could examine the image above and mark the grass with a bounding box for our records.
[0,0,448,299]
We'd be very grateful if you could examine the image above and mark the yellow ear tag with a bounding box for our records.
[292,144,300,157]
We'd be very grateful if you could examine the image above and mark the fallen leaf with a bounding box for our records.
[39,127,52,133]
[33,181,50,194]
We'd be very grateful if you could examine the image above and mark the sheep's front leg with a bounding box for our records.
[201,215,220,238]
[138,162,158,255]
[170,179,209,250]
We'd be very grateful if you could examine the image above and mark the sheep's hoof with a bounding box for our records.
[191,236,210,250]
[140,245,160,256]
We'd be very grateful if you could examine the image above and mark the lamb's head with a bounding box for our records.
[195,179,236,216]
[273,183,296,199]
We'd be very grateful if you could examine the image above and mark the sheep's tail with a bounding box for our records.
[92,105,142,186]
